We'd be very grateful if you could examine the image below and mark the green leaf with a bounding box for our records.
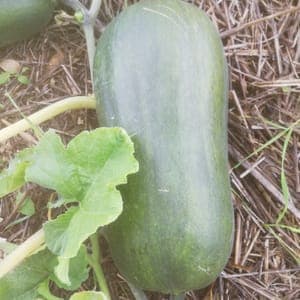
[13,289,38,300]
[54,256,71,286]
[16,193,35,216]
[52,246,89,289]
[0,246,88,299]
[0,72,10,84]
[276,126,294,224]
[25,130,82,201]
[43,185,122,258]
[266,223,300,234]
[0,249,57,299]
[0,149,33,198]
[19,198,35,216]
[0,238,16,259]
[39,128,138,259]
[74,11,84,23]
[37,280,63,300]
[0,127,138,296]
[70,291,108,300]
[17,74,30,85]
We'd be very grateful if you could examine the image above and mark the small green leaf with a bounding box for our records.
[13,289,38,300]
[19,198,35,216]
[16,193,35,216]
[277,126,294,224]
[52,246,89,290]
[0,149,33,198]
[70,291,108,300]
[0,247,89,299]
[37,280,63,300]
[74,11,84,23]
[266,223,300,234]
[0,249,57,299]
[0,127,138,297]
[54,257,71,286]
[43,184,123,258]
[30,128,138,259]
[17,74,30,85]
[0,238,16,259]
[25,130,83,201]
[0,72,10,84]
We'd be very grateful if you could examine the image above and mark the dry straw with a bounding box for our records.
[0,0,299,299]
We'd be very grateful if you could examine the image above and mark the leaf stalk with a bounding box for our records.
[0,229,45,278]
[88,233,111,300]
[0,96,96,143]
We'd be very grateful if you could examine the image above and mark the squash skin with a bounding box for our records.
[94,0,234,294]
[0,0,56,47]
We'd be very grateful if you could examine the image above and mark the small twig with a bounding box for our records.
[264,226,300,263]
[253,78,300,88]
[227,277,279,299]
[222,267,300,278]
[263,238,269,284]
[221,6,300,38]
[0,96,96,143]
[240,229,260,266]
[271,20,283,75]
[240,156,265,179]
[234,213,241,266]
[229,146,300,219]
[0,190,29,229]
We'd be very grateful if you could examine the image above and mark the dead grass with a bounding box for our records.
[0,0,299,299]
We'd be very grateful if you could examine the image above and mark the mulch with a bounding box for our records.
[0,0,299,299]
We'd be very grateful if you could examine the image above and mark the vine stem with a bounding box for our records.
[0,96,96,143]
[0,229,45,278]
[60,0,102,85]
[87,233,111,300]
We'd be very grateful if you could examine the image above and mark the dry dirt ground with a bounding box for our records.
[0,0,299,299]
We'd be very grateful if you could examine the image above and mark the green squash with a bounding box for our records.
[94,0,234,294]
[0,0,56,47]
